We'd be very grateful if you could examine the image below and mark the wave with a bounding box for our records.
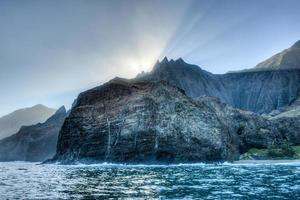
[5,159,300,168]
[228,160,300,166]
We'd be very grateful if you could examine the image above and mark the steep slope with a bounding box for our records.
[255,40,300,70]
[0,104,56,139]
[0,106,67,162]
[140,57,229,101]
[52,79,296,164]
[139,57,300,114]
[221,69,300,113]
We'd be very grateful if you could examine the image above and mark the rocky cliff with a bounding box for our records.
[0,107,67,162]
[53,79,298,163]
[221,69,300,113]
[52,41,300,163]
[139,57,300,114]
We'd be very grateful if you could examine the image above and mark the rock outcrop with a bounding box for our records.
[0,106,67,162]
[53,80,297,163]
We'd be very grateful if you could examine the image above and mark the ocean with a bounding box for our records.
[0,161,300,199]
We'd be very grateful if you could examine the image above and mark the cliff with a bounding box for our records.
[52,41,300,163]
[53,80,299,163]
[139,58,300,114]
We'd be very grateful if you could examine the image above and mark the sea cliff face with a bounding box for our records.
[53,79,299,163]
[55,80,236,163]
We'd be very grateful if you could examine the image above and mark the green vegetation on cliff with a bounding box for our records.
[240,145,300,160]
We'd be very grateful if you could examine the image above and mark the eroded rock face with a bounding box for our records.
[195,97,290,152]
[221,70,300,114]
[139,58,300,114]
[53,80,292,163]
[0,107,67,162]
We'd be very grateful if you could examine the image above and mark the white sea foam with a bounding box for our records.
[231,159,300,166]
[49,159,300,168]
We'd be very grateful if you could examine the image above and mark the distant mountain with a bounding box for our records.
[0,106,67,162]
[255,40,300,70]
[0,104,56,139]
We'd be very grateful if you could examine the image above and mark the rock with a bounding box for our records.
[52,80,294,164]
[268,96,300,119]
[221,69,300,114]
[52,41,300,163]
[0,106,67,162]
[54,81,235,163]
[138,58,300,114]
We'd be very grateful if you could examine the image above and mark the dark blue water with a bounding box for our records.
[0,162,300,199]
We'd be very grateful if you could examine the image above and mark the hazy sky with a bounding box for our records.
[1,0,300,116]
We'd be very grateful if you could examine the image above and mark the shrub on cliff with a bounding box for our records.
[267,142,295,158]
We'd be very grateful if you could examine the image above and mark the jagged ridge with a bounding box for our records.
[138,57,300,114]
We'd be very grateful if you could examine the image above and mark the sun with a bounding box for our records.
[118,54,159,78]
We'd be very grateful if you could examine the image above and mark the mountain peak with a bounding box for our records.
[255,40,300,70]
[156,57,187,65]
[175,57,185,64]
[44,105,67,124]
[292,40,300,49]
[55,106,66,115]
[151,57,170,72]
[161,56,169,64]
[32,104,51,110]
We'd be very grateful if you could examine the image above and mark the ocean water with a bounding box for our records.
[0,162,300,199]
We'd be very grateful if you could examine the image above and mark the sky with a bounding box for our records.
[1,0,300,116]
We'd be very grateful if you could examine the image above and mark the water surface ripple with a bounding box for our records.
[0,162,300,199]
